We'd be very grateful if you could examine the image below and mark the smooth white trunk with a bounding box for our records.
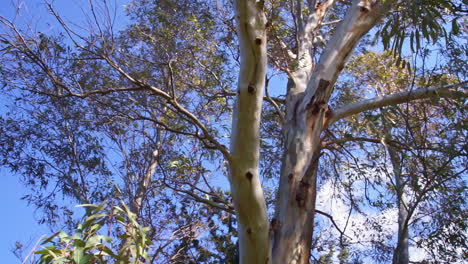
[381,114,409,264]
[229,1,270,263]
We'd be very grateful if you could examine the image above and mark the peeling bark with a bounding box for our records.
[271,1,392,263]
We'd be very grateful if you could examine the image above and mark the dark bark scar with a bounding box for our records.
[295,179,311,208]
[317,79,330,95]
[248,85,256,94]
[245,171,253,182]
[270,218,280,232]
[306,79,330,118]
[293,100,301,125]
[323,105,333,129]
[359,0,371,13]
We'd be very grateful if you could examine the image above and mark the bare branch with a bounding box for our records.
[321,19,342,26]
[315,209,351,239]
[328,82,468,126]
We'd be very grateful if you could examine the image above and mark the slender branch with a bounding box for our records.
[41,1,231,159]
[322,136,383,148]
[100,57,231,158]
[174,187,234,213]
[329,82,468,126]
[315,209,351,239]
[322,19,342,26]
[275,35,296,59]
[265,78,285,123]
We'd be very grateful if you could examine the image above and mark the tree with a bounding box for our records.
[313,51,466,263]
[0,0,466,263]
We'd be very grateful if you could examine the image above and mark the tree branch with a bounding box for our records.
[315,209,351,239]
[328,82,468,126]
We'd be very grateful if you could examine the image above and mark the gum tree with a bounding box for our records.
[0,0,466,263]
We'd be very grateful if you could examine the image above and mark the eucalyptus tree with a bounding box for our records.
[314,51,466,263]
[0,0,466,263]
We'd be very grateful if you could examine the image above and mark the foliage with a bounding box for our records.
[317,51,467,262]
[378,0,466,55]
[0,0,466,263]
[34,200,152,264]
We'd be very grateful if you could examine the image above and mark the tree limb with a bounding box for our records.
[315,209,351,239]
[328,82,468,126]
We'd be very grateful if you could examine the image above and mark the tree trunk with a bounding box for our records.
[393,160,410,264]
[270,2,392,263]
[271,76,323,264]
[381,119,409,264]
[129,148,159,215]
[229,1,270,263]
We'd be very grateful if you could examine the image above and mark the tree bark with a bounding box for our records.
[271,2,392,263]
[391,146,410,264]
[380,111,410,264]
[229,1,270,263]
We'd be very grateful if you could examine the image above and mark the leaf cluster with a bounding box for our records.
[34,200,152,264]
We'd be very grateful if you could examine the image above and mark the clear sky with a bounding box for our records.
[0,169,50,263]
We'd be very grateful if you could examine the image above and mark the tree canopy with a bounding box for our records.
[0,0,466,263]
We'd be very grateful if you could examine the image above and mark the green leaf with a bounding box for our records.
[69,232,82,240]
[72,246,84,264]
[74,239,86,248]
[76,203,101,208]
[78,255,93,264]
[85,235,112,249]
[84,213,107,223]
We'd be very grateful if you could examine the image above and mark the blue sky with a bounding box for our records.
[0,169,50,263]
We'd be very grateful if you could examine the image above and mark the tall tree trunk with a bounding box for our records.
[129,148,160,215]
[271,2,392,262]
[381,113,409,264]
[391,146,409,264]
[229,1,270,263]
[271,76,323,263]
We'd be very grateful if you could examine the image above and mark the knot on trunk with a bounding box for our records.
[359,0,371,13]
[270,218,280,232]
[245,171,253,182]
[248,85,256,94]
[295,180,311,208]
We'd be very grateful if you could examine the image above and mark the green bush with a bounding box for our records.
[34,200,151,264]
